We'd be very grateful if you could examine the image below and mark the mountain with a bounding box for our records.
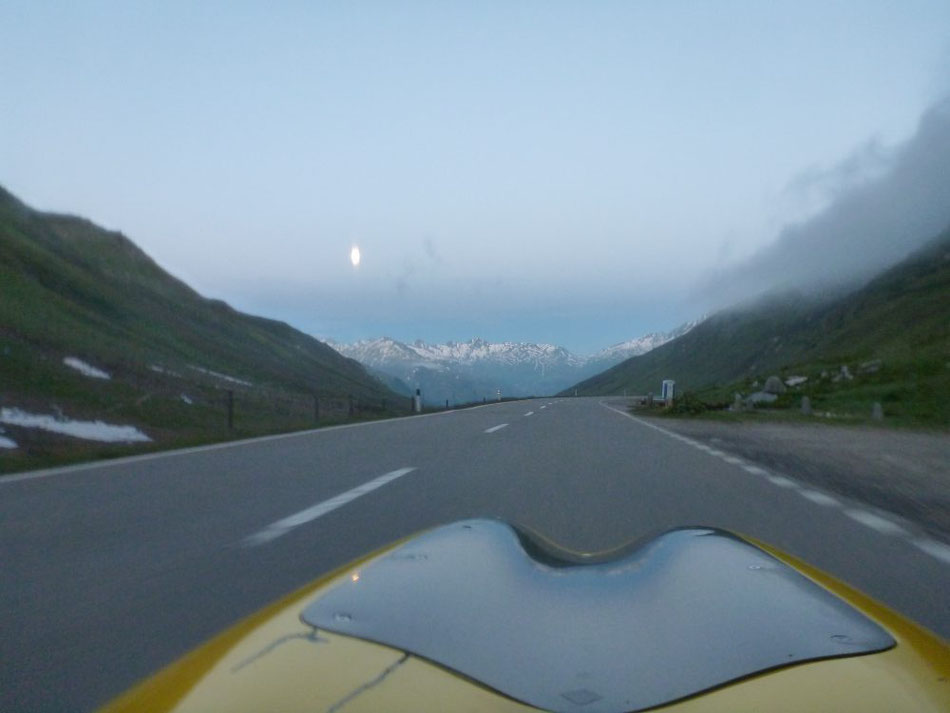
[565,227,950,424]
[583,319,703,371]
[328,337,576,404]
[330,323,699,405]
[0,185,403,470]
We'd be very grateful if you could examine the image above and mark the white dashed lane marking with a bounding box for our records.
[524,411,534,417]
[243,467,417,546]
[484,423,509,434]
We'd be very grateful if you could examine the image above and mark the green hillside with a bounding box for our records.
[0,186,405,472]
[566,228,950,427]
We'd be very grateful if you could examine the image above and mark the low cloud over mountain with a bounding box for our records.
[704,96,950,306]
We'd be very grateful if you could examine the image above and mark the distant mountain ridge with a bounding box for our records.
[329,321,700,404]
[583,320,702,370]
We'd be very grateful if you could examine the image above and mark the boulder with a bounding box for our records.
[860,359,883,374]
[746,391,778,405]
[763,376,787,394]
[731,392,744,411]
[832,364,854,383]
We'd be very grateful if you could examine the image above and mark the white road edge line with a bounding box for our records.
[913,538,950,565]
[767,475,798,489]
[844,509,908,537]
[484,423,509,434]
[799,489,840,507]
[598,401,941,551]
[599,404,759,471]
[243,467,417,546]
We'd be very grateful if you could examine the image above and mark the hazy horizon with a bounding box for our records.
[4,2,949,353]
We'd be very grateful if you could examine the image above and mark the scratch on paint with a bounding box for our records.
[325,654,410,712]
[230,627,327,673]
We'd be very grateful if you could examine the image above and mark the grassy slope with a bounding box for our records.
[566,229,950,427]
[0,186,404,472]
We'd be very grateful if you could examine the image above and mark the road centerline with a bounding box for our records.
[243,467,417,547]
[484,423,509,434]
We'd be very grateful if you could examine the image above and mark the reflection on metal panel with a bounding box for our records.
[303,520,893,713]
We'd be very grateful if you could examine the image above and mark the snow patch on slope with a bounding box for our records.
[63,357,111,380]
[188,365,253,386]
[0,408,151,443]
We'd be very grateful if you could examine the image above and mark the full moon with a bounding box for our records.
[350,245,361,267]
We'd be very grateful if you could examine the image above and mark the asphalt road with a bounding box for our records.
[2,397,948,712]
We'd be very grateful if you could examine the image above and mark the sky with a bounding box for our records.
[2,1,949,354]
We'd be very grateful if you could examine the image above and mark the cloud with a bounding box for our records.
[392,237,445,295]
[782,137,892,206]
[701,96,950,306]
[423,236,442,264]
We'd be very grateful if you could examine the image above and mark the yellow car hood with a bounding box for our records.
[102,520,950,713]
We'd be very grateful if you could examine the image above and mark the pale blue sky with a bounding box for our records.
[3,2,949,353]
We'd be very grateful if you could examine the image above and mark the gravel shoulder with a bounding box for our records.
[638,413,950,542]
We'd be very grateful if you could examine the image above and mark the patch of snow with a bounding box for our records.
[187,365,253,386]
[785,375,808,387]
[0,408,151,443]
[180,394,193,405]
[0,434,17,449]
[150,364,182,378]
[63,357,111,380]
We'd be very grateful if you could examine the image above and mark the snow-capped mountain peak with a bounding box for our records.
[326,319,703,404]
[586,318,704,366]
